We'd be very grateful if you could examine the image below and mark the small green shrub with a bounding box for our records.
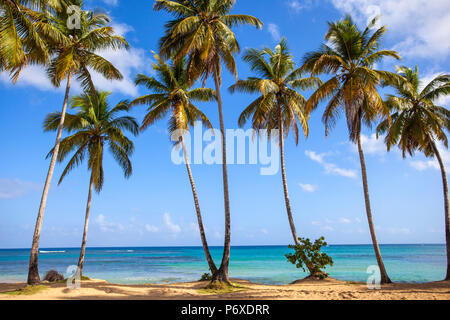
[199,273,212,281]
[285,236,334,279]
[199,282,246,294]
[55,275,90,284]
[1,285,48,296]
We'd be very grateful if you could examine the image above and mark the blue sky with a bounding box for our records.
[0,0,449,248]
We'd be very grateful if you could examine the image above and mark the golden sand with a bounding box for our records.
[0,278,449,300]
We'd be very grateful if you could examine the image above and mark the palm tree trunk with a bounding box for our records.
[180,135,218,275]
[212,70,231,283]
[278,109,299,246]
[357,134,392,284]
[77,171,94,276]
[430,140,450,280]
[27,71,73,285]
[278,108,316,276]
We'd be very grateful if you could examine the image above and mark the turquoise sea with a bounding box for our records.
[0,244,446,284]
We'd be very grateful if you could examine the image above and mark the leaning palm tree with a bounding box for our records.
[129,52,219,276]
[377,66,450,280]
[230,39,321,276]
[28,0,129,285]
[44,91,138,276]
[302,15,401,284]
[154,0,263,283]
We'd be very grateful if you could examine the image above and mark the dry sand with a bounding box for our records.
[0,278,449,300]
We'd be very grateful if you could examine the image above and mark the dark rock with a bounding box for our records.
[43,270,64,282]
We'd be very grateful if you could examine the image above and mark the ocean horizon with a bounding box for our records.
[0,244,446,285]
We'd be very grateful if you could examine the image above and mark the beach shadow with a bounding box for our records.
[0,283,27,293]
[375,280,450,295]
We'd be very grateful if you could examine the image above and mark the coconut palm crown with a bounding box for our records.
[154,0,263,84]
[31,0,129,92]
[44,91,139,191]
[130,52,215,137]
[377,66,450,157]
[0,0,62,77]
[230,38,321,143]
[302,15,401,142]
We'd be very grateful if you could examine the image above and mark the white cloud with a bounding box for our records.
[410,160,439,171]
[305,150,327,164]
[110,23,134,37]
[327,166,358,178]
[299,183,319,192]
[260,228,269,235]
[311,219,334,231]
[409,141,449,172]
[0,178,40,199]
[286,0,312,13]
[91,46,152,96]
[330,0,450,59]
[360,134,387,155]
[189,222,199,233]
[377,225,412,235]
[163,213,181,233]
[95,214,124,233]
[267,23,281,41]
[339,217,352,224]
[305,150,358,179]
[0,65,57,91]
[144,224,159,233]
[101,0,118,6]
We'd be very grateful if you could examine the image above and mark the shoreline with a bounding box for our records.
[0,243,445,250]
[1,278,449,300]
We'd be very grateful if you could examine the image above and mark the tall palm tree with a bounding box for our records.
[129,52,218,275]
[229,39,321,275]
[154,0,262,283]
[27,0,129,285]
[302,15,401,284]
[377,66,450,280]
[44,91,138,276]
[0,0,58,75]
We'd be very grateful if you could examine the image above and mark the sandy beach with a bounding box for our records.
[0,278,449,300]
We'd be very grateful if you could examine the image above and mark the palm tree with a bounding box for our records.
[44,91,138,276]
[229,39,321,275]
[377,66,450,280]
[302,15,402,284]
[0,0,57,75]
[154,0,262,283]
[27,0,129,285]
[129,52,218,275]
